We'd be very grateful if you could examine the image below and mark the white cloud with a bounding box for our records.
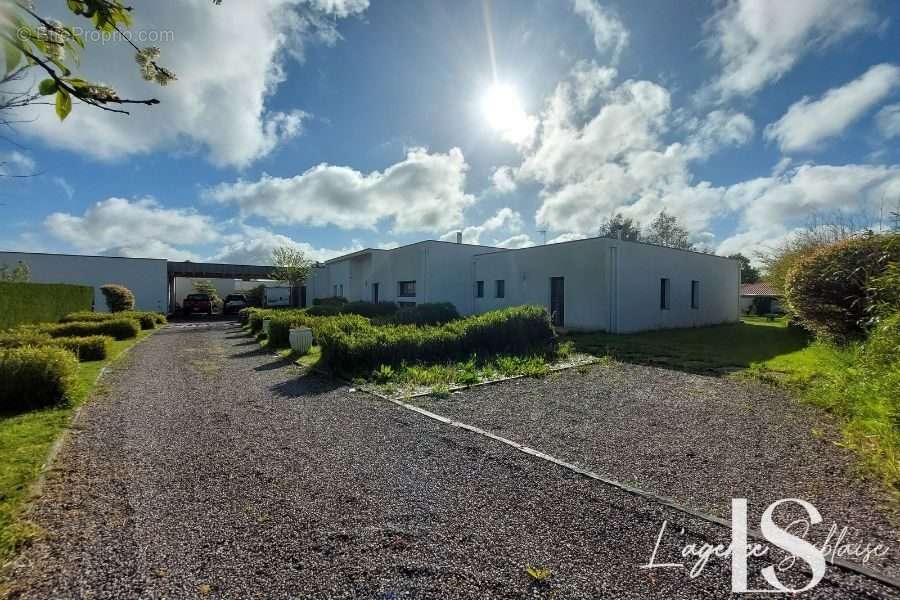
[53,177,75,200]
[685,110,755,159]
[0,151,36,176]
[490,166,518,194]
[705,0,880,98]
[495,234,535,249]
[764,63,900,153]
[439,207,523,244]
[20,1,365,168]
[876,103,900,139]
[571,0,629,63]
[547,232,588,244]
[207,147,475,233]
[45,197,219,259]
[210,225,362,265]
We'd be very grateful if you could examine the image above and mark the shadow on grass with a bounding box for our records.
[566,320,811,376]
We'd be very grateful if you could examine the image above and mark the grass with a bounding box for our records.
[277,344,322,370]
[0,330,154,562]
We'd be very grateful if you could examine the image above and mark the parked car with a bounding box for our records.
[223,293,248,315]
[183,293,214,315]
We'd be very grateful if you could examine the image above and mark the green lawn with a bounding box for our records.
[566,317,818,380]
[0,330,154,562]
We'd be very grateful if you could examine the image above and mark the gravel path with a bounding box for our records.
[2,323,897,598]
[417,362,900,578]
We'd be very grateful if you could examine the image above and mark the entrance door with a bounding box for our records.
[550,277,565,327]
[300,286,307,308]
[372,282,379,304]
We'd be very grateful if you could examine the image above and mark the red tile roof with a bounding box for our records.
[741,282,780,297]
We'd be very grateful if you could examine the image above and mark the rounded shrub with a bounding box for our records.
[46,319,140,341]
[785,233,900,341]
[307,304,341,317]
[100,284,135,312]
[340,301,398,318]
[313,296,347,307]
[61,310,163,329]
[0,345,79,411]
[0,329,53,348]
[392,302,460,326]
[52,335,111,361]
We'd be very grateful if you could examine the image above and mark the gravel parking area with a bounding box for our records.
[2,323,896,598]
[417,362,900,579]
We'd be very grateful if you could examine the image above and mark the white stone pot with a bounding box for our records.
[262,319,272,337]
[289,326,313,355]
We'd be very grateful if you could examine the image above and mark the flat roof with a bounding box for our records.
[0,249,167,262]
[325,239,501,264]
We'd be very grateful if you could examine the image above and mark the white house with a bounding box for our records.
[307,236,740,332]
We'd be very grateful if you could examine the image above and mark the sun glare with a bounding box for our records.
[481,83,534,145]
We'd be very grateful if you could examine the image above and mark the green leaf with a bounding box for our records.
[55,90,72,121]
[3,40,22,76]
[39,78,58,95]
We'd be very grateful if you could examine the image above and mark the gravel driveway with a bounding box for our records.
[417,362,900,579]
[2,323,897,598]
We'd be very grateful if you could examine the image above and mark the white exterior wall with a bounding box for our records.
[473,239,740,332]
[0,251,167,313]
[174,277,238,304]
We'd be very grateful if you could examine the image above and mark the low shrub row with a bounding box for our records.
[0,345,79,411]
[39,318,141,341]
[60,311,166,330]
[340,301,398,318]
[0,330,111,362]
[391,302,459,326]
[317,305,556,376]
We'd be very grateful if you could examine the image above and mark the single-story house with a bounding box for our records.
[308,236,740,332]
[739,282,784,315]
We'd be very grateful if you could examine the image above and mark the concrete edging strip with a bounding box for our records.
[379,394,900,591]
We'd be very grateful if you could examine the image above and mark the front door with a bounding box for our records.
[372,282,379,304]
[550,277,565,327]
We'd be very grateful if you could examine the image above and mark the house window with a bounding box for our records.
[691,280,700,309]
[475,281,484,298]
[398,280,416,297]
[660,278,670,310]
[333,285,337,296]
[495,280,505,298]
[339,284,344,297]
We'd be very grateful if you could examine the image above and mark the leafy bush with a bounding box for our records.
[313,296,347,307]
[100,284,135,312]
[785,233,900,341]
[42,319,140,341]
[51,336,111,361]
[0,346,79,411]
[391,302,459,326]
[0,282,93,330]
[340,301,398,318]
[267,311,368,348]
[0,329,52,348]
[306,304,342,317]
[61,310,163,330]
[318,305,555,376]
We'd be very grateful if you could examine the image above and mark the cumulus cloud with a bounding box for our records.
[207,147,475,233]
[705,0,880,98]
[44,197,219,259]
[570,0,629,63]
[439,207,523,245]
[547,232,588,244]
[490,166,518,194]
[495,234,535,249]
[21,1,365,168]
[685,110,755,159]
[876,103,900,139]
[0,151,36,176]
[210,225,362,265]
[764,64,900,153]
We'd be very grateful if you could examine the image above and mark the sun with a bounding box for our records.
[481,83,534,145]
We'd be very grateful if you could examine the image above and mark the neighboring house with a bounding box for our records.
[740,282,784,315]
[308,236,741,333]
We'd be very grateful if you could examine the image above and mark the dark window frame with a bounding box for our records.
[475,280,484,298]
[398,280,416,298]
[660,278,670,310]
[495,279,505,299]
[691,280,700,309]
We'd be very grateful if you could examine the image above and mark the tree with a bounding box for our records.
[644,210,694,250]
[727,253,760,284]
[0,1,219,120]
[0,260,29,281]
[598,213,642,241]
[270,246,313,307]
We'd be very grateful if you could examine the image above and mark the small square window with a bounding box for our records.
[495,280,505,298]
[398,281,416,297]
[691,280,700,309]
[660,278,670,310]
[475,281,484,298]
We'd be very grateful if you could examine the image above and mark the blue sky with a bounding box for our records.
[2,0,899,264]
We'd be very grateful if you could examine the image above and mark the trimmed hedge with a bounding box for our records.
[785,233,900,341]
[41,319,140,341]
[100,284,135,312]
[307,304,342,317]
[0,330,111,361]
[267,311,368,348]
[0,345,79,411]
[340,301,398,318]
[0,282,93,331]
[313,296,347,307]
[61,310,165,330]
[318,305,555,376]
[392,302,459,326]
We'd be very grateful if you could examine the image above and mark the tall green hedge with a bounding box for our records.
[0,282,93,331]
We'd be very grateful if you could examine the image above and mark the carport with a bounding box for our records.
[166,261,275,313]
